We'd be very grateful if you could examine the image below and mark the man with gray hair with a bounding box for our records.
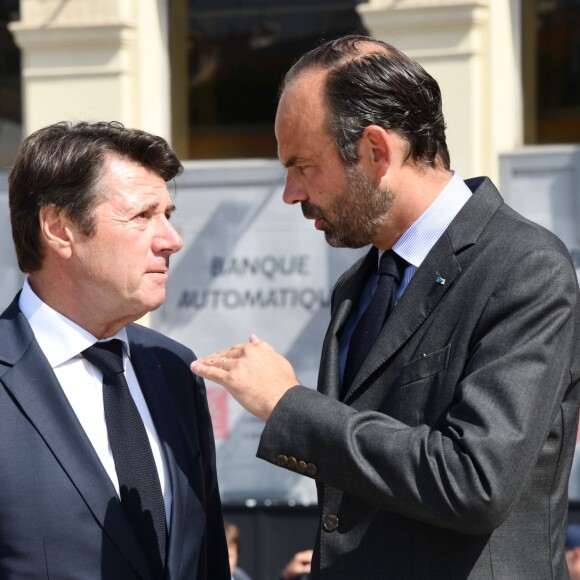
[0,121,230,579]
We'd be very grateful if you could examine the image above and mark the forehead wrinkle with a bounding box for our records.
[126,199,176,215]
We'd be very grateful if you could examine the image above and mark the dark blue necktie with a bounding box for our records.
[342,250,405,391]
[82,339,166,579]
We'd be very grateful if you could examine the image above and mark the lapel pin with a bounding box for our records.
[435,273,446,285]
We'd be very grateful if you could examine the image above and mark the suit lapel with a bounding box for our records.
[0,305,152,580]
[318,250,377,399]
[343,235,460,402]
[317,301,351,399]
[340,177,504,403]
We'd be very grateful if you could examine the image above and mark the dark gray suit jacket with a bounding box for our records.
[257,177,580,579]
[0,297,230,579]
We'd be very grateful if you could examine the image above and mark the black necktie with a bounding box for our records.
[343,250,405,391]
[82,340,166,578]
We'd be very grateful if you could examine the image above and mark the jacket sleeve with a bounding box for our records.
[256,246,580,534]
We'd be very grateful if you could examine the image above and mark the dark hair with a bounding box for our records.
[281,34,450,170]
[8,121,183,273]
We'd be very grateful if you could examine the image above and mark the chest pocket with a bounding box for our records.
[385,344,451,426]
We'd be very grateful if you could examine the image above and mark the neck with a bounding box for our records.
[374,166,453,249]
[28,272,133,339]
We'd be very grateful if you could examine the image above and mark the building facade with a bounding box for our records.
[2,1,578,178]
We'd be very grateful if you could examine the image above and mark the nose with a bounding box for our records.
[282,173,308,205]
[155,216,183,254]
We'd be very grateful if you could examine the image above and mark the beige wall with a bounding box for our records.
[10,0,523,183]
[9,0,171,141]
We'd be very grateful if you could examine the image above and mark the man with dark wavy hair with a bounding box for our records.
[0,121,230,579]
[192,35,580,579]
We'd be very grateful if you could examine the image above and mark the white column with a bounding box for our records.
[9,0,171,141]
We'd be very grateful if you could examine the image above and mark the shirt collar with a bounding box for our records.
[391,171,471,268]
[19,278,129,368]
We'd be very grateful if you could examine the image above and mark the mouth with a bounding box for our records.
[147,266,169,281]
[313,216,327,230]
[302,202,326,229]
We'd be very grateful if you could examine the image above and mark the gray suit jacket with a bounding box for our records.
[0,297,230,579]
[257,177,580,579]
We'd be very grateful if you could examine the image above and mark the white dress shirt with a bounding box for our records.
[19,279,172,526]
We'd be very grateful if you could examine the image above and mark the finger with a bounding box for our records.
[194,344,243,366]
[190,358,228,383]
[249,334,261,344]
[192,354,217,367]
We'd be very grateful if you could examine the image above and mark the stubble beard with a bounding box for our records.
[302,164,395,249]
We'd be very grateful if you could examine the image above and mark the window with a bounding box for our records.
[524,0,580,144]
[0,0,21,165]
[172,0,368,160]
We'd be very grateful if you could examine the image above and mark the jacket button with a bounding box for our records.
[276,454,288,468]
[306,462,317,476]
[297,461,307,474]
[287,456,298,470]
[323,515,339,532]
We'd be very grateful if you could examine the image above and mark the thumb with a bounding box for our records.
[249,334,261,344]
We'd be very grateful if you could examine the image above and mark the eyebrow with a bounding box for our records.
[282,155,309,169]
[137,201,176,214]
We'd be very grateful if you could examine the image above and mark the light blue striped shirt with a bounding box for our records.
[388,170,472,298]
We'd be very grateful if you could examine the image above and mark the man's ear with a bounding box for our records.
[358,125,392,178]
[39,205,75,259]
